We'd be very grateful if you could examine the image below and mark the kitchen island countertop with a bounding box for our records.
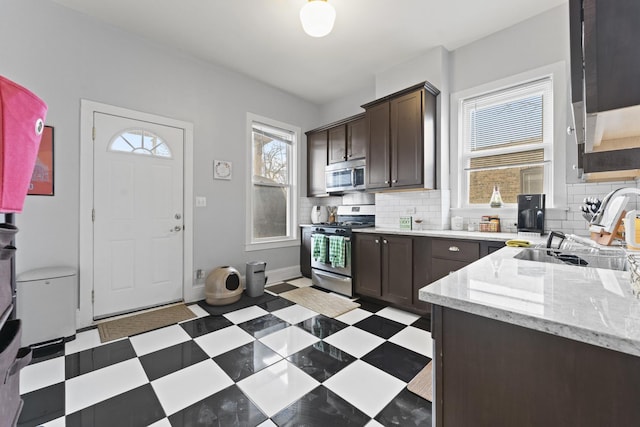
[419,246,640,357]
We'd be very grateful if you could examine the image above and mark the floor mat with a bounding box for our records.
[279,287,359,318]
[97,304,196,343]
[197,293,278,316]
[407,361,433,402]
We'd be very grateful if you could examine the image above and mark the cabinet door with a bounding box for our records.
[347,117,366,160]
[353,234,382,298]
[307,131,327,196]
[431,259,473,283]
[382,235,413,306]
[300,227,312,278]
[366,102,391,189]
[328,125,347,164]
[390,89,423,187]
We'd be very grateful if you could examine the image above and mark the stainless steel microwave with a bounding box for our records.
[325,159,366,193]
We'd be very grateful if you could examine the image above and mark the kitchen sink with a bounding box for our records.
[513,247,628,271]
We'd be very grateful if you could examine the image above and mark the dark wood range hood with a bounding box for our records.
[570,0,640,181]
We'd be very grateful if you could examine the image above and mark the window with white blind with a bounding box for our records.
[460,77,553,206]
[246,114,299,249]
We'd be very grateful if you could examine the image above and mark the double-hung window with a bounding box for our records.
[460,77,553,206]
[247,114,298,248]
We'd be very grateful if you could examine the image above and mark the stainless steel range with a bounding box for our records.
[310,205,375,296]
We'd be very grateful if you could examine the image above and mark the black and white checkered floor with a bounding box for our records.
[18,278,433,427]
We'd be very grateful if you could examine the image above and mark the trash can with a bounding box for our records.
[245,261,267,297]
[16,267,76,347]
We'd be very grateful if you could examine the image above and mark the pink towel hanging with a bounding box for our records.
[0,75,48,213]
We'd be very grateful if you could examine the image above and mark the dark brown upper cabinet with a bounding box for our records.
[328,115,366,164]
[306,130,328,197]
[362,82,438,191]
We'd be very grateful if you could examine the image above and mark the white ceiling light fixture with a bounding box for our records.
[300,0,336,38]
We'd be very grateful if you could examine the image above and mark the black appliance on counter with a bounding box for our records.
[517,194,545,235]
[310,205,375,297]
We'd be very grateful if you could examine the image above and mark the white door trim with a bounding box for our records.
[79,100,195,329]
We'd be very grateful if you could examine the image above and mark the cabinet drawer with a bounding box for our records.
[432,239,479,262]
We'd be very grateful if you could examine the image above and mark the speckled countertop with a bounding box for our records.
[419,246,640,357]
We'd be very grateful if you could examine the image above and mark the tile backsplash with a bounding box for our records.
[300,179,640,237]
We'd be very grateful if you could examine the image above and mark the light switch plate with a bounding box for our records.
[195,196,207,207]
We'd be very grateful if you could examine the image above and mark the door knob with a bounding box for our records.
[175,213,182,220]
[171,225,182,232]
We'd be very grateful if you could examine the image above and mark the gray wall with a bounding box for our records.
[1,0,319,278]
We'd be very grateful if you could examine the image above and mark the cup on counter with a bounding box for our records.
[451,216,464,231]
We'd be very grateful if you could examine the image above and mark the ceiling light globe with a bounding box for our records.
[300,0,336,38]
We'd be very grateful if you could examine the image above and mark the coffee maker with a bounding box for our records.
[517,194,545,235]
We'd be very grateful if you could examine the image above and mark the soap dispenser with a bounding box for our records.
[489,184,503,208]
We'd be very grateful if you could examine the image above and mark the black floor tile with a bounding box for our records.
[287,341,356,382]
[356,299,387,313]
[18,382,65,427]
[29,341,65,365]
[168,384,267,427]
[266,283,298,294]
[411,316,431,332]
[65,339,136,379]
[257,297,296,312]
[362,342,430,383]
[353,315,405,339]
[139,340,209,381]
[272,385,370,427]
[237,314,289,338]
[180,315,233,338]
[375,387,432,427]
[213,341,282,382]
[296,315,348,339]
[65,384,165,427]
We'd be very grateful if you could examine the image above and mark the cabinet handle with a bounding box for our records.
[448,246,460,252]
[384,180,389,184]
[375,239,379,244]
[392,179,397,183]
[383,239,388,244]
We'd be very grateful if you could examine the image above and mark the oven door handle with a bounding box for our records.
[312,269,352,283]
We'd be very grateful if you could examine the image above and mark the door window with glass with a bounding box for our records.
[249,117,298,245]
[460,77,553,206]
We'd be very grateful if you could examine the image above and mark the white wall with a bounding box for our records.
[1,0,319,285]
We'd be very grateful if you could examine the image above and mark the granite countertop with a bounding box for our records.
[419,246,640,357]
[352,227,522,242]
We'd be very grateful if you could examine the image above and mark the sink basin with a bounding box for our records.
[514,247,628,271]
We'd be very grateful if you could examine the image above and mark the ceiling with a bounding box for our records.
[50,0,567,105]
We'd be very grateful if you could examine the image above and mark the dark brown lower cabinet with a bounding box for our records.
[354,234,426,314]
[432,305,640,427]
[300,226,312,278]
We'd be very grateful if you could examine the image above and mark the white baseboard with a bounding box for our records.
[183,265,302,304]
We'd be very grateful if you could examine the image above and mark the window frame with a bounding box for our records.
[450,62,568,212]
[460,77,553,207]
[245,113,299,251]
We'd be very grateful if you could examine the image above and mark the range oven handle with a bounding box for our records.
[351,168,356,187]
[311,233,350,242]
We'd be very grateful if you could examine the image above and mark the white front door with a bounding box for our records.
[93,112,184,318]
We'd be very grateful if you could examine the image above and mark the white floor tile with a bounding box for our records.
[334,307,373,325]
[388,326,433,358]
[257,420,278,427]
[130,324,191,356]
[375,306,421,325]
[20,356,65,394]
[151,359,233,416]
[323,326,385,358]
[271,304,318,324]
[186,304,210,319]
[286,277,312,287]
[259,326,320,358]
[237,359,319,417]
[366,419,385,427]
[41,417,66,427]
[223,305,269,324]
[66,358,148,414]
[194,325,254,357]
[148,418,172,427]
[65,329,103,355]
[324,360,405,417]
